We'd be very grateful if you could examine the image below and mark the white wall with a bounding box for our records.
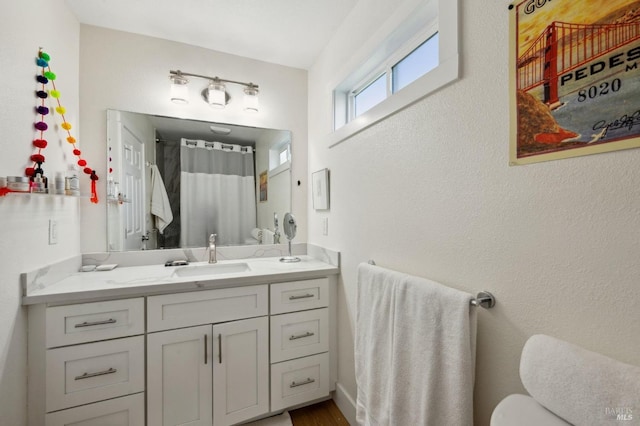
[78,26,308,253]
[0,2,81,424]
[308,1,640,425]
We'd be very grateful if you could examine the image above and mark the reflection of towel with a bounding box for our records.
[355,263,476,426]
[150,165,173,234]
[520,334,640,426]
[250,228,263,243]
[262,229,275,244]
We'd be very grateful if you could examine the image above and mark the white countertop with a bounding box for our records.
[23,255,339,305]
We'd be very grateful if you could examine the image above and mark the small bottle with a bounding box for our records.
[54,172,65,195]
[32,176,47,194]
[65,168,80,196]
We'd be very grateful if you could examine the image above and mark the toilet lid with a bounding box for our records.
[490,394,572,426]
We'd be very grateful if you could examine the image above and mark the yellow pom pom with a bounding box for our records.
[61,122,72,130]
[55,106,66,115]
[50,90,60,98]
[67,136,76,144]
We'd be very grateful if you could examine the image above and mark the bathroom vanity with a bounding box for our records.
[23,252,339,426]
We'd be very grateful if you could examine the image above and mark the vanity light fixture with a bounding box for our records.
[169,71,189,104]
[169,70,259,112]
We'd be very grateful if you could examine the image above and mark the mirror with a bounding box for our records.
[106,109,292,251]
[283,212,297,240]
[279,212,300,263]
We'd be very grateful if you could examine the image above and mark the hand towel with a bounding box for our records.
[520,334,640,426]
[355,263,477,426]
[150,165,173,234]
[250,228,263,243]
[262,229,275,244]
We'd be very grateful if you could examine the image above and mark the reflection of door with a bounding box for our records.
[121,124,145,250]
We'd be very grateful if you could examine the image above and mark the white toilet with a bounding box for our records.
[490,394,570,426]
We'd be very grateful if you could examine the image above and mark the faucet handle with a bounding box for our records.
[209,233,217,243]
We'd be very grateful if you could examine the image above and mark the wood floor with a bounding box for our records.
[289,399,350,426]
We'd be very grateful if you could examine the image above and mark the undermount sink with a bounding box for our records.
[172,262,251,278]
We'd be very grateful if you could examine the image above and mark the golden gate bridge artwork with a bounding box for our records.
[510,0,640,164]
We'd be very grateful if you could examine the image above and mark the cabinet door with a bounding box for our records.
[147,325,212,426]
[213,317,269,426]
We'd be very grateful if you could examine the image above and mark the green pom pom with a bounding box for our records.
[40,52,51,61]
[44,71,56,80]
[49,89,61,98]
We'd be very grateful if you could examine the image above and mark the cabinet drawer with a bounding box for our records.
[270,278,329,314]
[46,336,145,412]
[46,298,144,348]
[270,308,329,363]
[147,285,268,332]
[45,393,144,426]
[270,352,330,411]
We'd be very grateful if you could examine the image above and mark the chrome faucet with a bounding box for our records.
[273,213,281,244]
[208,233,217,264]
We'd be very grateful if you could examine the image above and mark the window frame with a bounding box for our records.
[328,0,459,148]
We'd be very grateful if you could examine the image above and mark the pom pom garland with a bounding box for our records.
[34,121,48,131]
[31,154,45,163]
[26,48,99,203]
[33,139,48,148]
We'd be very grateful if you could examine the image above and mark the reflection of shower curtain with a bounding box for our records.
[180,139,256,247]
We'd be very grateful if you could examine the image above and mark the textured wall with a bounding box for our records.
[308,0,640,424]
[0,2,81,424]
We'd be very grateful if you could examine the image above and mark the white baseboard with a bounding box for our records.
[333,382,357,425]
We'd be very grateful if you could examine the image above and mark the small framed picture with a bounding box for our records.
[259,171,268,202]
[312,168,330,210]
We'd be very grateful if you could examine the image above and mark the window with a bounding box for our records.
[392,33,439,92]
[330,0,459,147]
[269,139,290,177]
[354,74,387,117]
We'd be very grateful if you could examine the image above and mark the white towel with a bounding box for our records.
[520,334,640,426]
[150,165,173,234]
[250,228,263,243]
[355,263,477,426]
[262,229,275,244]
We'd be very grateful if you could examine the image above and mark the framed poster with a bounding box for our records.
[259,171,267,202]
[312,169,330,210]
[509,0,640,165]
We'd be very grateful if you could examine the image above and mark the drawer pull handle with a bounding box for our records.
[289,293,315,300]
[75,367,117,380]
[290,377,315,388]
[218,334,222,364]
[289,331,315,340]
[74,318,117,328]
[204,334,208,365]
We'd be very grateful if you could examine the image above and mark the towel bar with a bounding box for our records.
[366,259,496,309]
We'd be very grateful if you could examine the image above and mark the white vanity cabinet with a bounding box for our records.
[27,298,146,426]
[269,278,331,411]
[27,269,337,426]
[146,285,270,426]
